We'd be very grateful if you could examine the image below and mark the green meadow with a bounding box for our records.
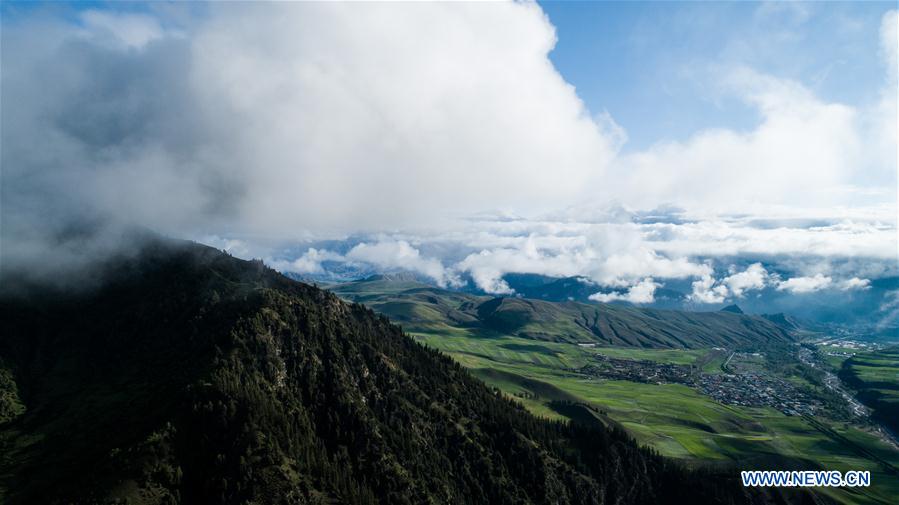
[410,329,899,505]
[817,343,866,370]
[841,347,899,458]
[331,279,899,504]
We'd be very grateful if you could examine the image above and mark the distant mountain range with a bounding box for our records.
[454,272,898,338]
[279,256,898,339]
[331,277,794,350]
[0,237,766,504]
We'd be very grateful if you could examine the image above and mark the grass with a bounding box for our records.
[701,353,728,373]
[587,346,706,364]
[332,280,899,504]
[331,276,793,349]
[824,354,853,370]
[415,331,588,369]
[409,329,899,505]
[843,349,899,402]
[414,330,708,369]
[816,344,863,371]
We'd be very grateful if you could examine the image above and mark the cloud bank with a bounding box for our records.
[2,2,618,247]
[1,3,895,306]
[589,278,661,304]
[258,212,894,306]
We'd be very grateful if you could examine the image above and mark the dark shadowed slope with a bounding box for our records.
[0,237,767,504]
[331,277,793,350]
[840,346,899,435]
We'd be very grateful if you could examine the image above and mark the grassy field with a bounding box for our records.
[848,352,899,383]
[411,329,899,505]
[413,330,709,370]
[817,343,864,370]
[331,279,899,504]
[842,348,899,404]
[841,347,899,446]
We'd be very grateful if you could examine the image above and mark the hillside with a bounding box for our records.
[331,277,793,350]
[839,347,899,435]
[0,238,759,504]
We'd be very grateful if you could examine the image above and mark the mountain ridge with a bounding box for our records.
[0,237,762,504]
[331,277,794,350]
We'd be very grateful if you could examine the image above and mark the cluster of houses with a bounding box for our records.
[578,352,821,416]
[697,372,819,416]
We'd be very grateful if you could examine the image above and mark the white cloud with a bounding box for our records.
[864,9,898,192]
[690,266,872,300]
[454,227,710,294]
[723,263,770,297]
[839,277,871,290]
[256,212,895,300]
[589,278,660,304]
[2,2,895,293]
[187,1,619,234]
[345,240,456,287]
[459,252,516,295]
[268,240,456,286]
[609,66,873,214]
[688,262,771,303]
[690,275,729,304]
[777,274,833,294]
[199,235,251,258]
[648,217,896,259]
[2,1,621,270]
[269,248,345,275]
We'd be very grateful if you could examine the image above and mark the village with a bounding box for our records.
[578,353,821,416]
[696,371,820,416]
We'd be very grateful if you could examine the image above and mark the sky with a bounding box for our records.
[1,1,897,314]
[540,1,892,151]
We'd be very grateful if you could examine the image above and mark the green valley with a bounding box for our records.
[331,277,899,505]
[841,347,899,436]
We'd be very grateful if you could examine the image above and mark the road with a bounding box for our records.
[721,351,735,373]
[797,346,899,450]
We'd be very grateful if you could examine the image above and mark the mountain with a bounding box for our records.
[332,277,794,350]
[761,313,802,331]
[488,274,600,302]
[465,272,898,333]
[720,305,744,314]
[363,272,430,283]
[0,237,758,504]
[493,274,689,309]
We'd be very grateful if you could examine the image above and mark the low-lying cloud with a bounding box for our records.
[777,274,833,294]
[257,213,894,306]
[589,278,661,304]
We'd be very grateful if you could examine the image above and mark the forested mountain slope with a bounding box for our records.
[0,238,768,504]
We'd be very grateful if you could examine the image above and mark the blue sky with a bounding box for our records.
[540,1,894,151]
